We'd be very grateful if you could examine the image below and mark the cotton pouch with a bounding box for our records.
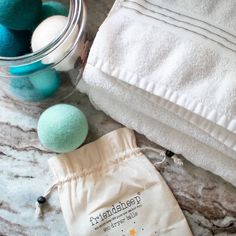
[48,128,192,236]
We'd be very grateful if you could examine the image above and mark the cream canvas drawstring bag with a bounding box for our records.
[43,128,192,236]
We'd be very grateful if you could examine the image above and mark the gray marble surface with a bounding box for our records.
[0,0,236,236]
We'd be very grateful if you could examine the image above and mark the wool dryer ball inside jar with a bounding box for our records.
[0,0,42,30]
[41,1,69,21]
[37,104,88,153]
[0,25,31,57]
[31,15,79,72]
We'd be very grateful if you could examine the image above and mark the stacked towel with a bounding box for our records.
[80,0,236,186]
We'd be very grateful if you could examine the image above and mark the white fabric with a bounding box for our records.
[79,69,236,186]
[80,0,236,186]
[48,128,193,236]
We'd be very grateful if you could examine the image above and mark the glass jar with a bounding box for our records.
[0,0,88,104]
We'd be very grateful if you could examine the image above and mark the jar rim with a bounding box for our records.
[0,0,85,67]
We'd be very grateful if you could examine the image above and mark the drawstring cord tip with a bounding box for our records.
[171,155,184,166]
[35,196,47,219]
[35,182,58,220]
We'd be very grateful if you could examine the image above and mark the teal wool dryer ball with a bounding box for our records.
[29,69,61,98]
[10,64,60,102]
[41,1,69,21]
[9,77,45,102]
[0,25,31,57]
[38,104,89,153]
[0,0,42,30]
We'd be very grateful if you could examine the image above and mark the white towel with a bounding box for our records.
[80,67,236,186]
[80,0,236,186]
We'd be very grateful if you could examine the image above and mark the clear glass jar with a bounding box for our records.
[0,0,88,104]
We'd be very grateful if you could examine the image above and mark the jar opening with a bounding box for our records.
[0,0,86,69]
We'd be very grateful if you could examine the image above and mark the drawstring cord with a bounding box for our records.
[35,147,183,219]
[35,183,58,218]
[137,146,183,167]
[138,146,167,166]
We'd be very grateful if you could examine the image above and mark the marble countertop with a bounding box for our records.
[0,1,236,236]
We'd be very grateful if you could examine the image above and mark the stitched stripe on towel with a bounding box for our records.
[141,0,236,40]
[122,0,236,53]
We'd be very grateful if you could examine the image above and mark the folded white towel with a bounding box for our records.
[80,67,236,186]
[80,0,236,186]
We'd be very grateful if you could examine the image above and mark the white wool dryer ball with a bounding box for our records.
[31,15,79,71]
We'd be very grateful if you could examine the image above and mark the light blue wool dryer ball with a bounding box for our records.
[41,1,69,21]
[0,25,31,57]
[0,0,42,30]
[38,104,89,153]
